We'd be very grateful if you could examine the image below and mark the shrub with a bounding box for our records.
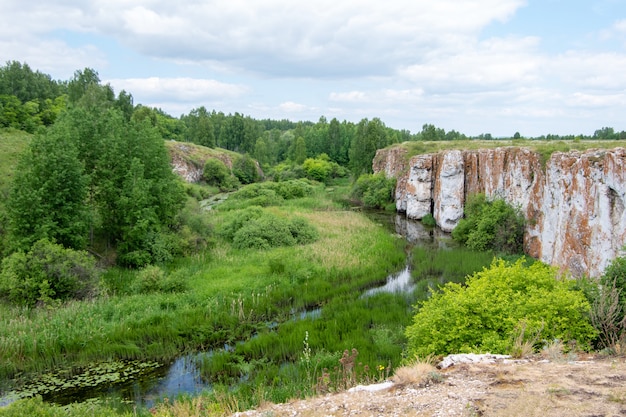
[288,217,319,245]
[452,194,525,254]
[351,173,396,209]
[302,157,333,182]
[175,199,215,255]
[217,206,265,241]
[233,216,296,250]
[405,259,596,357]
[421,213,436,227]
[587,256,626,352]
[135,265,188,294]
[203,158,231,187]
[0,239,99,307]
[233,154,260,184]
[273,179,315,199]
[602,256,626,307]
[219,207,318,250]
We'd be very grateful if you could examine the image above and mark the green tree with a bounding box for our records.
[7,127,89,251]
[233,154,260,184]
[420,123,446,141]
[291,136,307,164]
[184,106,215,147]
[349,118,388,177]
[67,68,102,104]
[203,158,231,188]
[253,137,269,166]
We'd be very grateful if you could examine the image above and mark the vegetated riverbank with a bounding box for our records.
[0,180,501,416]
[0,182,410,412]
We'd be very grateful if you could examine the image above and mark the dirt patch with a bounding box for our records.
[234,356,626,416]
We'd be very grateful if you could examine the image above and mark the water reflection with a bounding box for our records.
[362,265,415,297]
[1,212,443,409]
[129,356,207,408]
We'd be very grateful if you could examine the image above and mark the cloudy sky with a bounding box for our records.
[2,0,626,137]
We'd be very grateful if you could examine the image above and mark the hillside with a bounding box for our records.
[0,130,30,198]
[166,140,264,183]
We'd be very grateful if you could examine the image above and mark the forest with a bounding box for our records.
[1,60,626,416]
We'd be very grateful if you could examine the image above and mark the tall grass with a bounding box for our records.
[411,245,495,302]
[0,191,405,389]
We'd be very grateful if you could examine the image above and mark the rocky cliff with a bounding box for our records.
[166,141,263,183]
[373,146,626,278]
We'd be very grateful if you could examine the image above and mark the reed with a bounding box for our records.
[0,192,405,390]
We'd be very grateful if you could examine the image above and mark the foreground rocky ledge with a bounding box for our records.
[234,355,626,416]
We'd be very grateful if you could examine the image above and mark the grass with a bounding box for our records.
[0,188,406,398]
[398,138,626,159]
[0,129,30,197]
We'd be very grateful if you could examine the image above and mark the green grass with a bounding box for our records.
[0,129,30,197]
[398,139,626,161]
[0,189,405,385]
[411,245,496,302]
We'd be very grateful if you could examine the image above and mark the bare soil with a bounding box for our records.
[234,356,626,417]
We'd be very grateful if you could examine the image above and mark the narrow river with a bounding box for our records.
[1,212,452,408]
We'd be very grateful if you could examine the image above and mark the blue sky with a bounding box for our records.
[2,0,626,137]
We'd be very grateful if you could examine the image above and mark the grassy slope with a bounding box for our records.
[0,129,30,198]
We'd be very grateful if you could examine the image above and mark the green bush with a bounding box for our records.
[586,255,626,351]
[601,256,626,307]
[219,207,318,250]
[405,259,596,357]
[233,154,260,184]
[135,265,188,294]
[273,179,315,199]
[452,194,525,254]
[288,217,319,245]
[302,157,332,182]
[233,216,296,249]
[175,199,215,255]
[203,158,230,187]
[351,172,396,209]
[421,213,436,227]
[218,206,265,241]
[0,239,100,307]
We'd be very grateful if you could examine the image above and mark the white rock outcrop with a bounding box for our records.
[373,146,626,277]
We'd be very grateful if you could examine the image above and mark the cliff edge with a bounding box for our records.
[373,146,626,278]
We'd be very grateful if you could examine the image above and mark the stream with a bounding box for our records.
[0,213,449,408]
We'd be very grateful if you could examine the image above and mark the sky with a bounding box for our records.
[2,0,626,137]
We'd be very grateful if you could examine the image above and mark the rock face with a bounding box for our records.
[373,146,626,278]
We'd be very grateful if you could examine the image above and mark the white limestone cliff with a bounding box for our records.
[373,146,626,278]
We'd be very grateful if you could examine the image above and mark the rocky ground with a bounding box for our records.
[233,354,626,417]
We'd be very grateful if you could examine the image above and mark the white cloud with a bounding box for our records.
[330,88,424,105]
[0,37,106,79]
[547,51,626,90]
[2,0,526,78]
[106,77,249,102]
[568,92,626,108]
[278,101,309,113]
[398,36,542,92]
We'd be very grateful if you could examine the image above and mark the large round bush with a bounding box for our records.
[405,259,596,357]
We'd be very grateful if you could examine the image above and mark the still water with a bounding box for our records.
[1,213,445,408]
